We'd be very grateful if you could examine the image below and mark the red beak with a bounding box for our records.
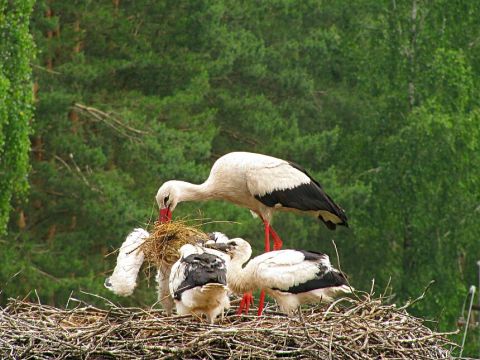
[159,208,172,223]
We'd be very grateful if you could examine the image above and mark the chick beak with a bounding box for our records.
[205,242,231,253]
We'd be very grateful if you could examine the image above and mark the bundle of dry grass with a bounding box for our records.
[0,292,457,359]
[140,220,209,268]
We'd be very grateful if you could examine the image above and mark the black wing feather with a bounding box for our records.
[254,161,348,228]
[297,249,327,261]
[275,270,348,294]
[173,253,226,300]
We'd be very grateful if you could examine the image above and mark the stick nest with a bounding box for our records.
[140,220,209,268]
[0,293,457,359]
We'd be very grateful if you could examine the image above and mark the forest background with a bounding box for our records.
[1,0,479,355]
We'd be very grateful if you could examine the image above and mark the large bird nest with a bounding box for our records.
[140,220,209,268]
[0,291,458,359]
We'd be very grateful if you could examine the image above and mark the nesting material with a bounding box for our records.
[0,292,457,359]
[140,220,209,268]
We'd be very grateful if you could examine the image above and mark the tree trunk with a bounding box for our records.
[73,20,83,53]
[407,0,417,110]
[17,210,26,230]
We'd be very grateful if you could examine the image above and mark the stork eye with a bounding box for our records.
[229,241,237,247]
[164,195,169,205]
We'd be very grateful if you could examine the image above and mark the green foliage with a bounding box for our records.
[0,0,35,234]
[1,0,479,355]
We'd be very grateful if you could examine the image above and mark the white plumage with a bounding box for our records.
[156,152,348,250]
[156,152,348,315]
[104,228,148,297]
[104,228,174,315]
[211,238,352,315]
[169,244,230,323]
[207,231,230,244]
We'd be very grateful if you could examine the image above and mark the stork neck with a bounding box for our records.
[174,180,213,202]
[227,256,252,294]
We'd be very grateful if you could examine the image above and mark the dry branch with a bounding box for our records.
[73,103,149,139]
[0,292,457,359]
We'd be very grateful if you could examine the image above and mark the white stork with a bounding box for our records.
[169,244,230,323]
[156,152,348,246]
[104,228,148,297]
[156,151,348,314]
[203,231,255,312]
[209,238,352,315]
[104,228,175,315]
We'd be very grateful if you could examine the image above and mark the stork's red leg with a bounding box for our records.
[258,290,266,316]
[269,226,283,250]
[244,292,253,313]
[263,219,271,252]
[255,220,273,316]
[237,292,254,315]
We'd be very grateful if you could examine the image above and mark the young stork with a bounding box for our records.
[104,228,174,314]
[156,151,348,314]
[210,238,352,315]
[169,244,230,323]
[104,228,148,297]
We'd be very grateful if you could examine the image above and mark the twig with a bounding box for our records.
[399,280,435,310]
[73,103,148,139]
[331,239,358,298]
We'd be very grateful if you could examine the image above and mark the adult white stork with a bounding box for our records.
[169,244,230,323]
[156,151,348,314]
[209,238,352,315]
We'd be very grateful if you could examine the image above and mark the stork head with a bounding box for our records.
[155,181,179,222]
[209,238,252,264]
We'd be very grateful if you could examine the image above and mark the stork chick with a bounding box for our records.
[169,244,230,323]
[212,238,352,315]
[104,228,149,297]
[104,228,174,315]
